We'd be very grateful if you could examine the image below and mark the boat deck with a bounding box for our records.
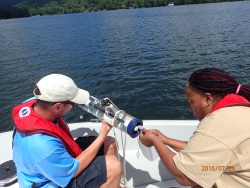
[0,120,198,188]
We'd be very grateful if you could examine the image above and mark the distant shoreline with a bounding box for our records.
[0,0,243,20]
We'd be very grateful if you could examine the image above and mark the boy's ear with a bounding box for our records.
[53,103,62,112]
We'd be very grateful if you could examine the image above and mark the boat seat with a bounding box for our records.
[0,160,17,186]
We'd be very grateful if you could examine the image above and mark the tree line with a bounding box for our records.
[0,0,241,19]
[0,7,30,19]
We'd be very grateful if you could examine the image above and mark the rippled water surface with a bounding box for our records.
[0,1,250,132]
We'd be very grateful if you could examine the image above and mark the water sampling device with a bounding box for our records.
[78,96,143,138]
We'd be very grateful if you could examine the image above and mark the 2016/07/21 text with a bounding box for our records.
[202,166,235,172]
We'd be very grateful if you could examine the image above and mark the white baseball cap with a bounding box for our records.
[34,74,90,104]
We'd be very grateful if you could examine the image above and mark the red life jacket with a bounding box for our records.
[212,94,250,112]
[12,100,82,158]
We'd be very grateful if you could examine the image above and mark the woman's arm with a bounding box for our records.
[149,129,187,152]
[139,128,197,186]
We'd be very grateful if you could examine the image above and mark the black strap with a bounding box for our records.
[12,127,16,140]
[31,180,50,188]
[12,127,17,149]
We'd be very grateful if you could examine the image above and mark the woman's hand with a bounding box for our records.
[139,128,159,147]
[148,129,166,143]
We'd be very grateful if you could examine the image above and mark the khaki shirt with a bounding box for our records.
[173,106,250,188]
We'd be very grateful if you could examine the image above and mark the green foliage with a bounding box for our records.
[1,0,241,19]
[0,7,30,19]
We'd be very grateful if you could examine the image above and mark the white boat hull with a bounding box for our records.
[0,120,198,188]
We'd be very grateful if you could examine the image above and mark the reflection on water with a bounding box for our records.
[0,1,250,132]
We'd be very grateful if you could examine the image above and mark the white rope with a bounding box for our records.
[104,98,130,187]
[112,126,129,188]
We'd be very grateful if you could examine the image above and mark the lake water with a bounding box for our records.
[0,1,249,132]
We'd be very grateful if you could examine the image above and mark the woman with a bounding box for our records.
[140,68,250,187]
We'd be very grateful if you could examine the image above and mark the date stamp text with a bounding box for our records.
[201,166,235,172]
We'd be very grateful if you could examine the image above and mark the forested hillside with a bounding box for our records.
[0,0,242,19]
[0,0,21,7]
